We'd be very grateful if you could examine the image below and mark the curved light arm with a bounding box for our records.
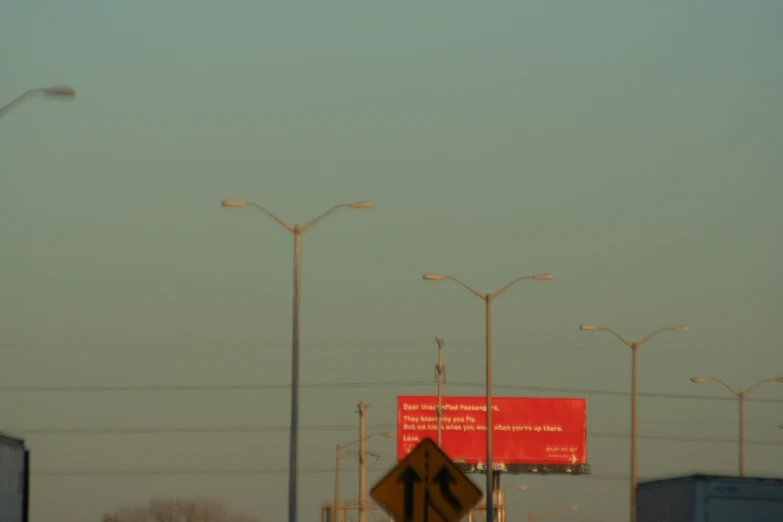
[580,325,633,348]
[301,201,373,232]
[0,91,34,117]
[490,274,553,300]
[0,86,76,119]
[423,274,485,299]
[221,200,294,232]
[580,324,688,348]
[637,325,689,347]
[745,377,783,397]
[529,504,578,521]
[690,376,741,397]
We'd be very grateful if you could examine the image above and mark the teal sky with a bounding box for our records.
[2,1,782,521]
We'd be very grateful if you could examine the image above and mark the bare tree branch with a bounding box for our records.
[101,498,262,522]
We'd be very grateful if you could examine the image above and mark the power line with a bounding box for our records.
[10,424,783,447]
[1,379,780,404]
[28,467,638,479]
[8,340,780,358]
[11,423,394,435]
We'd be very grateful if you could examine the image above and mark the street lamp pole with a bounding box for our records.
[690,376,783,476]
[0,86,76,119]
[423,273,554,522]
[527,504,578,522]
[578,324,688,522]
[221,199,373,522]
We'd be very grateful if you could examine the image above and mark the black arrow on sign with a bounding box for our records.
[424,488,449,522]
[396,466,422,522]
[431,466,462,513]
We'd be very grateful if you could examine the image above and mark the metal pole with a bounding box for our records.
[485,296,494,522]
[359,402,368,522]
[335,444,341,522]
[288,227,302,522]
[738,394,745,476]
[630,344,638,522]
[436,337,445,447]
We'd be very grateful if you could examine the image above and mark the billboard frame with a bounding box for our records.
[396,396,591,476]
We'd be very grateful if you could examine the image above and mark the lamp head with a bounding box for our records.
[42,86,76,98]
[514,485,528,491]
[423,274,444,281]
[382,432,395,438]
[672,325,690,332]
[774,377,783,384]
[534,274,554,281]
[568,506,578,512]
[579,324,598,331]
[690,376,709,383]
[221,200,247,208]
[350,201,374,209]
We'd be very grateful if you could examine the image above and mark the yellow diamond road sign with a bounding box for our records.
[371,438,482,522]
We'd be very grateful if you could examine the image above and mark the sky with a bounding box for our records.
[1,1,782,521]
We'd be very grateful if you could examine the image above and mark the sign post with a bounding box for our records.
[371,438,481,522]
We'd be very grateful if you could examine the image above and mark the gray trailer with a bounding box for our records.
[0,433,29,522]
[637,474,783,522]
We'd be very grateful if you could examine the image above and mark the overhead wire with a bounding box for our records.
[9,424,783,447]
[1,379,781,403]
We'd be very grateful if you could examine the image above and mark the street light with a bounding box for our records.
[222,199,373,522]
[424,272,554,522]
[0,86,76,119]
[334,432,394,522]
[578,323,688,522]
[528,504,578,522]
[690,376,783,476]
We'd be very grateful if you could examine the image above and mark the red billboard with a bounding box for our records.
[396,396,586,466]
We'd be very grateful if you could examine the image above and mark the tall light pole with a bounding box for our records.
[0,86,75,119]
[578,324,688,522]
[221,199,373,522]
[690,376,783,476]
[424,272,554,522]
[334,431,394,522]
[527,505,578,522]
[434,336,446,447]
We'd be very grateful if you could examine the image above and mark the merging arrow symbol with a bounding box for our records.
[396,465,422,522]
[424,487,450,522]
[431,466,462,513]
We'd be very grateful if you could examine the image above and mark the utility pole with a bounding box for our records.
[358,402,368,522]
[434,337,446,447]
[334,444,341,522]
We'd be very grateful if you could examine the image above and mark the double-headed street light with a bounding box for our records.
[690,376,783,476]
[423,272,554,522]
[222,199,373,522]
[527,504,578,522]
[0,86,76,119]
[578,324,688,522]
